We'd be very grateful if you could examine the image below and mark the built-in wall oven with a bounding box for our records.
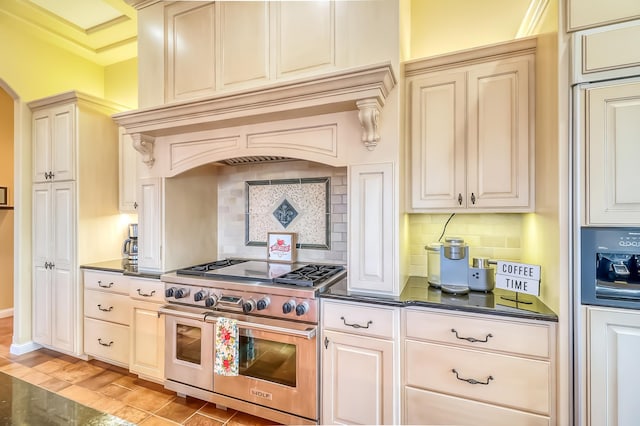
[581,227,640,309]
[159,259,346,425]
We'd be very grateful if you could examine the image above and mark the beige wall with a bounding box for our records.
[0,87,14,312]
[105,58,138,109]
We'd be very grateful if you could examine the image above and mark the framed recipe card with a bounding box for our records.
[0,187,6,206]
[267,232,297,263]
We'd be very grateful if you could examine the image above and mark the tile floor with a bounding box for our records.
[0,316,278,425]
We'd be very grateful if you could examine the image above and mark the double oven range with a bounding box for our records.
[159,259,346,425]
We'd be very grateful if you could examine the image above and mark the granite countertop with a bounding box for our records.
[320,276,558,322]
[80,259,163,280]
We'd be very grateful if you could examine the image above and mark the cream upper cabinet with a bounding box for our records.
[406,38,535,213]
[321,300,400,425]
[580,78,640,225]
[588,307,640,426]
[567,0,640,31]
[32,103,75,183]
[134,0,397,108]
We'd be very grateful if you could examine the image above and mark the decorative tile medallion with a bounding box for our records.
[273,199,298,229]
[246,177,330,249]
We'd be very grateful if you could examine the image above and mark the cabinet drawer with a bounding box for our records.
[404,308,551,358]
[84,290,130,325]
[405,386,550,426]
[83,270,128,295]
[405,340,551,415]
[84,318,129,366]
[129,277,164,303]
[322,300,398,339]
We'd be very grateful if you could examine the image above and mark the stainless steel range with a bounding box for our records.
[159,259,346,425]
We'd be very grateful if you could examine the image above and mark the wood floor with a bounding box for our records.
[0,316,278,425]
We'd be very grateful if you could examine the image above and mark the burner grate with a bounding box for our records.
[274,264,345,287]
[177,259,248,276]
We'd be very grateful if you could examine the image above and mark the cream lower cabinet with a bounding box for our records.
[129,277,165,382]
[405,38,535,212]
[32,182,75,353]
[402,308,556,425]
[588,307,640,426]
[83,270,130,367]
[321,299,399,425]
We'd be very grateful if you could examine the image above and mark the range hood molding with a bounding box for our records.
[113,62,397,167]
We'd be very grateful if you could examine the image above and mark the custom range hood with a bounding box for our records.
[112,62,397,173]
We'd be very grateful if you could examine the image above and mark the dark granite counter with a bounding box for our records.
[320,276,558,322]
[0,371,132,425]
[80,259,163,280]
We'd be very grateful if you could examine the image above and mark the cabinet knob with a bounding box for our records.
[133,201,138,209]
[457,193,463,205]
[470,192,476,205]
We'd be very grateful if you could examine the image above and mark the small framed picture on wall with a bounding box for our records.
[267,232,297,263]
[0,187,6,206]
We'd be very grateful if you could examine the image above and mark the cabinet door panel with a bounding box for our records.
[467,58,531,209]
[33,113,51,183]
[138,178,163,271]
[276,1,335,77]
[586,80,640,225]
[219,2,269,88]
[589,308,640,426]
[348,163,395,294]
[32,264,51,346]
[51,104,75,182]
[568,0,640,31]
[410,71,466,209]
[52,182,75,270]
[130,302,164,381]
[32,184,51,345]
[52,266,74,353]
[322,330,393,425]
[166,2,216,101]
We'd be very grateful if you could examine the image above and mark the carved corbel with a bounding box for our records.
[130,133,156,168]
[356,98,382,150]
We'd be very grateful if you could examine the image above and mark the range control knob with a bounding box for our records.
[295,301,310,316]
[256,297,270,311]
[165,287,177,298]
[282,300,296,314]
[242,299,257,314]
[174,288,189,299]
[194,290,206,302]
[205,295,217,308]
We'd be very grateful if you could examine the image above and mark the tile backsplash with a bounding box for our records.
[409,213,523,277]
[216,161,347,263]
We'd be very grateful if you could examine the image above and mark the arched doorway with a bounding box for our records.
[0,79,35,355]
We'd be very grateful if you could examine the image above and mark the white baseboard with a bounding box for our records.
[10,341,42,356]
[0,308,14,319]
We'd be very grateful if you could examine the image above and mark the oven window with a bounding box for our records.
[239,334,296,387]
[176,324,202,365]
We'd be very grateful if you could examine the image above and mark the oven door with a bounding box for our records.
[207,313,318,421]
[161,305,214,392]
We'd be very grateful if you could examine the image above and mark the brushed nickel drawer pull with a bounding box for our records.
[341,316,373,329]
[451,328,493,343]
[97,304,113,312]
[137,289,156,297]
[98,338,114,347]
[451,369,493,385]
[97,280,114,288]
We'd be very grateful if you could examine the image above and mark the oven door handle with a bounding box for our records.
[204,314,316,340]
[158,305,207,322]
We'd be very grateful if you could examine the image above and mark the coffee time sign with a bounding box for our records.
[495,261,541,296]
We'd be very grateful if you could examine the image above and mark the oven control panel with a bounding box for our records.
[164,284,318,322]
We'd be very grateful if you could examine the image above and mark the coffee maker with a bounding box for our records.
[440,237,469,294]
[123,223,138,264]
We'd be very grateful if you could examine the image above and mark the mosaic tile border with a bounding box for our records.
[245,177,331,250]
